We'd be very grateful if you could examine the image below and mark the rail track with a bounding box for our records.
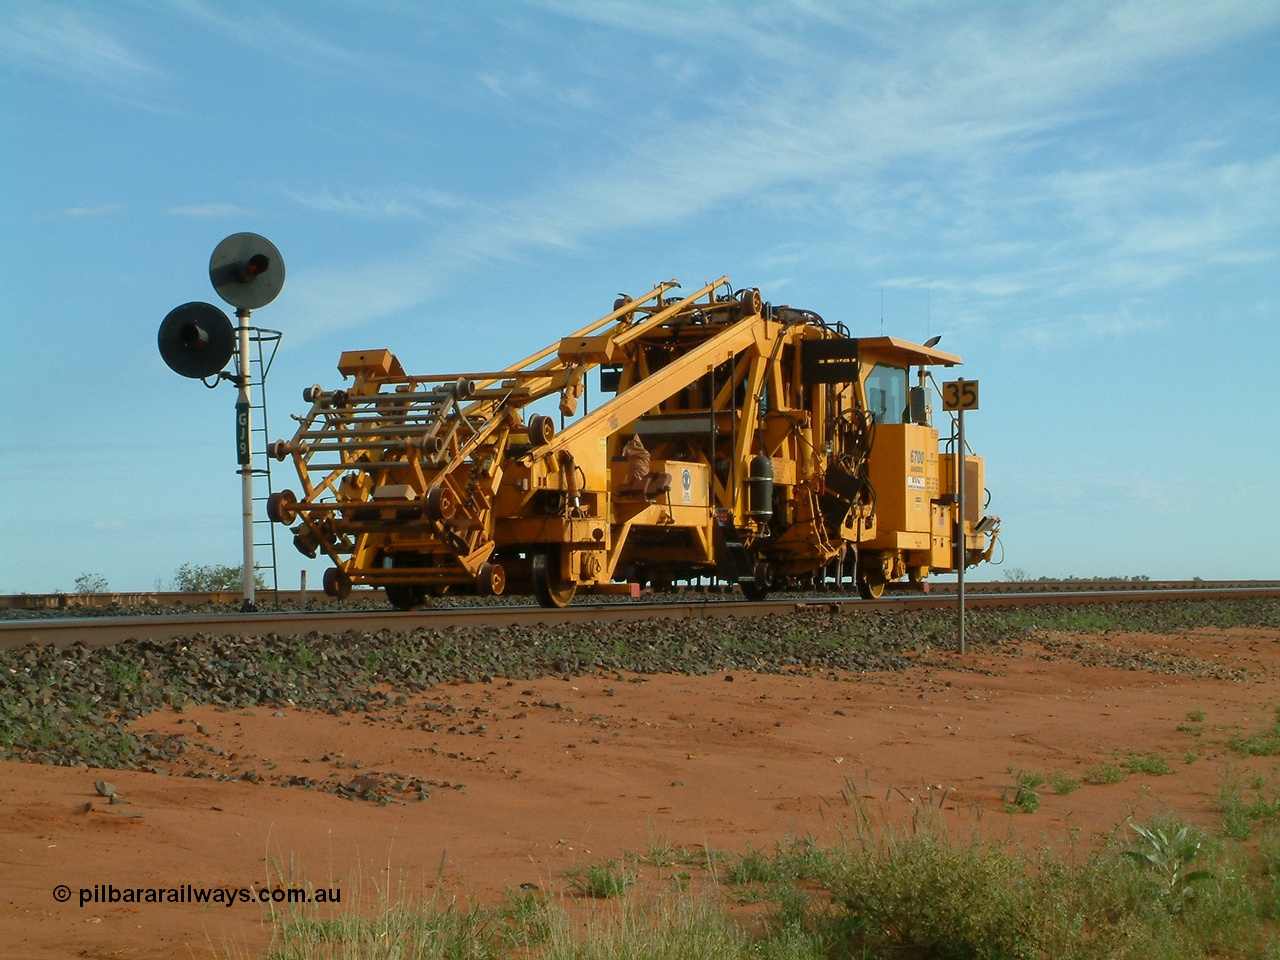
[2,583,1277,651]
[6,579,1276,614]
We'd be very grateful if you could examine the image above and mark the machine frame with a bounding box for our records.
[267,278,999,607]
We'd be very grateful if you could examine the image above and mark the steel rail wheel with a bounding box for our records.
[856,575,886,600]
[475,561,506,597]
[323,567,352,600]
[531,551,576,608]
[740,559,772,601]
[266,490,298,525]
[384,584,427,610]
[424,484,457,522]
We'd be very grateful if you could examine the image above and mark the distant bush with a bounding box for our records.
[1004,570,1154,583]
[1042,574,1152,582]
[73,573,109,595]
[171,563,265,592]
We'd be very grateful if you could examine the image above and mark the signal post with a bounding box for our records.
[158,233,285,611]
[941,377,979,653]
[235,307,254,606]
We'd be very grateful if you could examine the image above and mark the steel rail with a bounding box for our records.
[5,580,1278,613]
[2,586,1277,651]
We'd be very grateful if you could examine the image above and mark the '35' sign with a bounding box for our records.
[941,379,979,411]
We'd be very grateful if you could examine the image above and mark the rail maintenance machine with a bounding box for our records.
[266,278,1000,607]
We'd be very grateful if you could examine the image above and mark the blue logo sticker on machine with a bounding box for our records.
[681,467,693,504]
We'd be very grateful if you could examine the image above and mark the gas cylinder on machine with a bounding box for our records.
[745,454,774,521]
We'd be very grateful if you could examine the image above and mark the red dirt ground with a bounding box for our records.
[2,625,1278,959]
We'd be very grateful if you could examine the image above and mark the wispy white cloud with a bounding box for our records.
[288,187,469,221]
[275,259,449,345]
[1016,468,1214,518]
[474,66,602,115]
[522,0,845,67]
[167,203,257,218]
[0,4,161,94]
[63,203,124,218]
[1053,148,1280,238]
[1016,305,1167,347]
[871,142,1280,328]
[476,68,541,101]
[280,1,1280,343]
[460,3,1276,252]
[171,0,367,71]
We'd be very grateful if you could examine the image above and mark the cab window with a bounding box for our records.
[865,363,908,425]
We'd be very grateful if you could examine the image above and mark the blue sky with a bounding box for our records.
[2,1,1277,594]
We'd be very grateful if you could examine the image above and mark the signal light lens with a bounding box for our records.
[178,322,209,349]
[235,253,270,282]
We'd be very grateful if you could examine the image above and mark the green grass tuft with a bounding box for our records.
[257,810,1280,960]
[1005,768,1045,813]
[1085,762,1128,785]
[1227,707,1280,757]
[1048,770,1081,795]
[564,860,636,899]
[1122,752,1172,776]
[1218,773,1280,840]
